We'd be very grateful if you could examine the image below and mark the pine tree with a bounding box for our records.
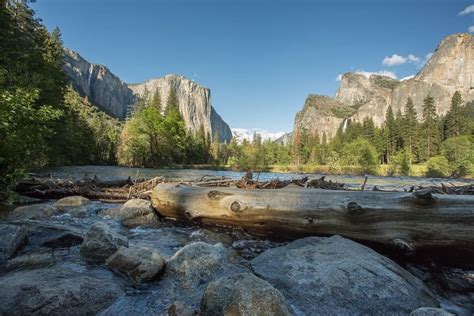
[165,86,179,115]
[150,88,162,112]
[444,91,466,138]
[384,106,396,163]
[421,95,440,160]
[402,97,419,162]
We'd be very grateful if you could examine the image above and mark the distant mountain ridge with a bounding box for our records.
[62,49,232,142]
[293,33,474,140]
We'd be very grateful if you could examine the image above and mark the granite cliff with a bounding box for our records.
[63,49,232,142]
[293,33,474,140]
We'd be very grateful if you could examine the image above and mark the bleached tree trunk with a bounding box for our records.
[152,183,474,262]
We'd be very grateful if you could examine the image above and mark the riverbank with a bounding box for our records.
[158,163,473,179]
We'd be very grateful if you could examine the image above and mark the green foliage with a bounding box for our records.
[426,156,451,178]
[341,138,379,174]
[0,2,121,201]
[441,136,473,177]
[388,151,411,176]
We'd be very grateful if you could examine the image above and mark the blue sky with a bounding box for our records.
[32,0,474,134]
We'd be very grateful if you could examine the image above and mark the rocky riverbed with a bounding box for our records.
[0,196,473,315]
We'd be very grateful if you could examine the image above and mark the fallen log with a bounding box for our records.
[152,183,474,264]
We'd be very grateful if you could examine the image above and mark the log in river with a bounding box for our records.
[152,183,474,263]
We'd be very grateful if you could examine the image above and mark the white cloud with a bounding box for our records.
[469,25,474,33]
[407,54,420,63]
[382,53,422,67]
[355,70,397,79]
[459,4,474,16]
[382,54,407,66]
[425,52,433,60]
[336,74,343,81]
[231,128,286,144]
[400,74,415,81]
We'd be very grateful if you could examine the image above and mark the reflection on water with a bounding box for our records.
[37,165,473,191]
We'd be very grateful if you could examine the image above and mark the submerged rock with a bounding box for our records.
[410,307,454,316]
[251,235,437,315]
[4,252,56,272]
[80,222,128,263]
[201,273,292,316]
[106,246,166,283]
[99,199,159,228]
[0,267,122,315]
[0,224,27,264]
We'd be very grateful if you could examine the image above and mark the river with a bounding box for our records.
[1,165,472,314]
[36,165,473,191]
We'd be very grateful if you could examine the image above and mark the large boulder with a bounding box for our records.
[106,246,166,283]
[251,236,437,315]
[80,222,128,263]
[0,224,27,263]
[0,267,122,315]
[10,203,59,220]
[99,199,160,228]
[165,242,234,288]
[201,273,293,316]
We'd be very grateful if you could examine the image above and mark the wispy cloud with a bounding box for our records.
[382,54,421,67]
[469,25,474,33]
[459,4,474,16]
[382,54,406,66]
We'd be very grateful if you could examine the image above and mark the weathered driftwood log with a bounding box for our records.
[152,183,474,263]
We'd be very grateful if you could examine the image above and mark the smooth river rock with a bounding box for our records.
[165,242,235,288]
[201,273,293,316]
[100,198,160,228]
[0,267,122,315]
[10,203,59,220]
[0,224,27,264]
[80,222,128,263]
[251,235,437,315]
[106,246,166,283]
[56,195,91,208]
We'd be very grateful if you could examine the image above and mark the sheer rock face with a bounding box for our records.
[63,48,135,119]
[293,33,474,140]
[129,75,232,142]
[63,50,232,142]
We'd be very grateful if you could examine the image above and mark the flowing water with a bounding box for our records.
[1,165,473,314]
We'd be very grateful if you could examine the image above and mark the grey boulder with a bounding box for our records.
[251,235,437,316]
[80,222,128,263]
[106,246,166,283]
[99,199,160,228]
[10,203,59,220]
[201,273,293,316]
[165,242,236,288]
[0,224,27,263]
[0,267,122,315]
